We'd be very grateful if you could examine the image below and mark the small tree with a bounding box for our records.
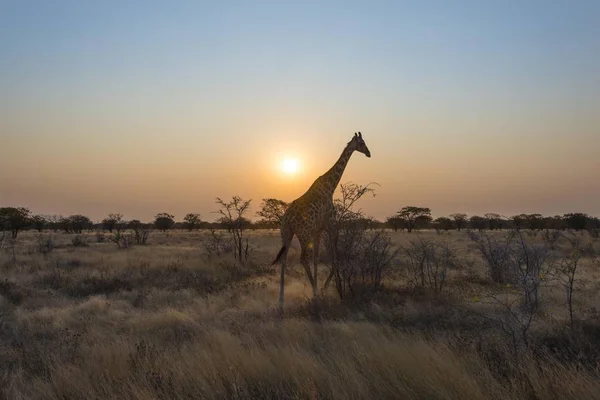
[214,196,252,261]
[183,213,202,231]
[396,206,431,233]
[553,234,594,329]
[45,215,62,232]
[102,213,124,233]
[30,215,48,232]
[154,213,175,232]
[128,219,150,244]
[433,217,453,232]
[449,213,468,231]
[563,213,589,231]
[67,215,92,234]
[0,207,31,238]
[511,214,527,231]
[385,215,404,232]
[525,214,544,231]
[484,213,505,230]
[256,198,288,229]
[469,215,487,231]
[467,230,517,283]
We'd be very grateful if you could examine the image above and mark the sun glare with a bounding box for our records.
[281,158,299,175]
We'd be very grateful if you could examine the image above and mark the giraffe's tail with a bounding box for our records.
[272,245,287,265]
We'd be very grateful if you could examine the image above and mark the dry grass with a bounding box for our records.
[1,230,600,399]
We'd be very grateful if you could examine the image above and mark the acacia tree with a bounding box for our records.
[154,213,175,232]
[469,215,487,231]
[563,213,589,231]
[183,213,202,231]
[45,215,62,232]
[396,206,431,233]
[484,213,504,230]
[511,214,527,230]
[0,207,32,238]
[214,196,252,261]
[65,215,92,234]
[433,217,453,232]
[102,213,124,233]
[30,215,48,232]
[385,215,404,232]
[449,213,467,231]
[256,198,288,229]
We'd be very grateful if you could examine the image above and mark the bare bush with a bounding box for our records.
[511,231,551,312]
[541,229,561,249]
[469,230,551,305]
[35,233,56,255]
[95,232,106,243]
[214,196,252,261]
[467,230,517,284]
[0,228,5,251]
[468,231,553,357]
[402,238,457,293]
[110,231,134,249]
[102,213,124,233]
[202,229,231,258]
[129,220,151,245]
[324,183,398,300]
[71,235,88,247]
[552,234,595,329]
[4,237,18,264]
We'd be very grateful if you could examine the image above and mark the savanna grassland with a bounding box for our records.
[1,229,600,400]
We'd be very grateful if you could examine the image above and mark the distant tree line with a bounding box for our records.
[385,208,600,234]
[1,203,599,239]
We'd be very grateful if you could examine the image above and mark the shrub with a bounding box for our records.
[35,233,55,255]
[467,230,517,284]
[402,238,457,293]
[324,183,398,300]
[71,234,88,247]
[541,229,561,249]
[202,229,229,258]
[110,231,134,249]
[214,196,253,261]
[129,220,151,245]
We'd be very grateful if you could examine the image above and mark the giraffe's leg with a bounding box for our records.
[298,235,317,297]
[324,224,337,289]
[278,249,288,316]
[278,223,293,317]
[312,232,320,294]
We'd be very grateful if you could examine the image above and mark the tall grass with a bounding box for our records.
[1,230,599,399]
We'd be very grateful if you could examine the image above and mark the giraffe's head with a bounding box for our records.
[349,132,371,158]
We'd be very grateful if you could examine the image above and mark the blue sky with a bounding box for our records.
[1,1,599,220]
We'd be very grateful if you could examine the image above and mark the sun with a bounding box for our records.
[281,158,299,175]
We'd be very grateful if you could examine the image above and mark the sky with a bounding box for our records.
[1,1,599,222]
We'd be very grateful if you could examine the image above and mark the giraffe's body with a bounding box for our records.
[272,132,371,313]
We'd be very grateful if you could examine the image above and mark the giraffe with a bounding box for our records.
[272,132,371,313]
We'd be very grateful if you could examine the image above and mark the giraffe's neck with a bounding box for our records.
[319,144,354,197]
